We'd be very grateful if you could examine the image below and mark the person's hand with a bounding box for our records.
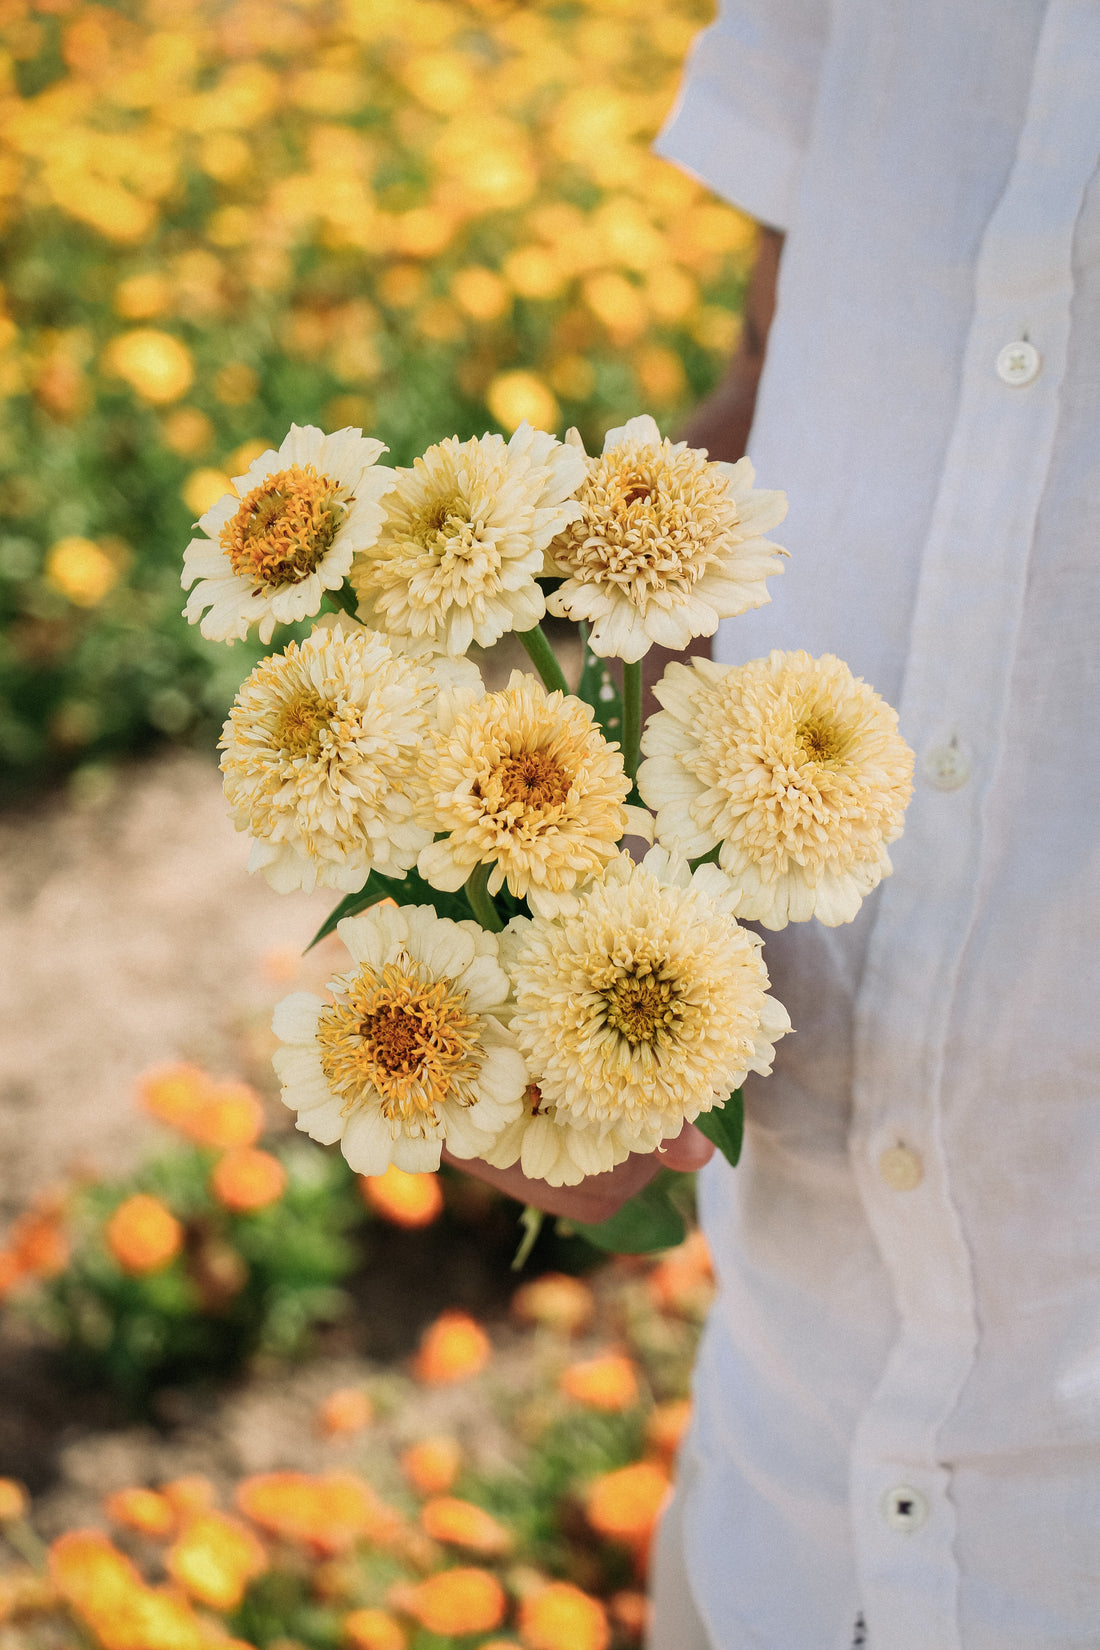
[442,1121,715,1225]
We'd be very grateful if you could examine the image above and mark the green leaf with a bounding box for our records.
[575,623,624,743]
[694,1088,744,1167]
[568,1170,687,1254]
[306,867,473,951]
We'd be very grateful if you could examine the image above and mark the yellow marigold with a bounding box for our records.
[0,1480,27,1522]
[316,1387,374,1438]
[420,1497,512,1557]
[510,1272,594,1337]
[166,1511,267,1611]
[518,1581,609,1650]
[105,1195,182,1276]
[490,851,790,1184]
[400,1567,506,1637]
[160,1477,216,1519]
[558,1353,640,1413]
[639,652,915,929]
[413,1310,491,1386]
[103,1487,176,1539]
[344,1606,408,1650]
[236,1471,400,1556]
[400,1436,462,1496]
[103,329,194,404]
[360,1164,444,1229]
[583,1461,670,1548]
[349,423,584,656]
[273,905,526,1176]
[210,1147,287,1213]
[182,423,393,645]
[418,671,645,919]
[545,414,786,663]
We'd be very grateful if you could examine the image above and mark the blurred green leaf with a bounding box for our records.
[695,1087,745,1167]
[569,1169,687,1254]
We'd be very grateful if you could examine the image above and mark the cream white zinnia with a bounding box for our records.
[182,424,394,643]
[544,414,787,662]
[272,904,527,1175]
[639,651,915,929]
[483,850,791,1186]
[348,421,586,656]
[220,621,434,894]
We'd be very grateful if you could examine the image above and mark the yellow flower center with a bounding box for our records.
[494,751,572,812]
[317,959,484,1133]
[273,691,333,757]
[602,969,679,1046]
[416,493,474,553]
[795,713,845,765]
[221,464,348,588]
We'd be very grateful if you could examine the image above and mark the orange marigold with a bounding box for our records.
[400,1567,506,1637]
[518,1581,609,1650]
[10,1198,69,1277]
[105,1194,182,1275]
[139,1063,211,1133]
[343,1606,408,1650]
[160,1476,217,1519]
[610,1589,650,1641]
[413,1311,491,1385]
[210,1147,287,1213]
[317,1387,374,1438]
[360,1165,444,1229]
[103,1487,176,1539]
[400,1436,462,1496]
[558,1353,639,1412]
[167,1512,267,1611]
[420,1497,512,1557]
[236,1471,401,1556]
[583,1461,670,1548]
[645,1398,692,1465]
[187,1079,265,1150]
[510,1272,594,1336]
[645,1230,714,1318]
[0,1250,22,1298]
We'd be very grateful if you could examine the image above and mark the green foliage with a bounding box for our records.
[570,1170,692,1256]
[694,1087,744,1166]
[35,1137,365,1405]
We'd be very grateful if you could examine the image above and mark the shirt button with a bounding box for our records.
[996,339,1041,386]
[882,1486,928,1532]
[878,1144,923,1191]
[922,740,970,790]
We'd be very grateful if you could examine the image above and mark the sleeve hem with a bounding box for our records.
[654,84,805,233]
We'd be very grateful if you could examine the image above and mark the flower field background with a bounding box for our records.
[0,0,753,796]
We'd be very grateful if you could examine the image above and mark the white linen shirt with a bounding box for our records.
[654,4,1100,1647]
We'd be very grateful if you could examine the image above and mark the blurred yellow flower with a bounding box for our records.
[44,536,127,607]
[400,1567,506,1637]
[210,1146,287,1213]
[420,1496,512,1557]
[113,271,172,320]
[581,272,647,341]
[103,328,193,403]
[166,1511,267,1610]
[414,1310,491,1386]
[0,1480,27,1523]
[636,344,687,405]
[103,1487,176,1540]
[559,1353,640,1413]
[519,1581,610,1650]
[182,467,233,518]
[316,1386,374,1438]
[213,361,259,405]
[105,1194,183,1276]
[161,406,214,457]
[198,131,251,180]
[451,266,510,322]
[402,51,475,114]
[344,1607,408,1650]
[502,246,567,301]
[400,1436,462,1496]
[485,371,558,434]
[361,1164,444,1230]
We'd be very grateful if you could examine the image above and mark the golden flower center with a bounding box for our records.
[416,493,474,552]
[795,714,844,764]
[221,463,348,588]
[494,751,573,812]
[317,960,484,1131]
[273,691,333,757]
[603,970,679,1046]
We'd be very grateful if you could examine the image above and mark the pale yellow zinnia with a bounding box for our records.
[182,424,393,644]
[349,421,586,656]
[638,651,915,929]
[220,621,434,894]
[417,671,647,918]
[482,850,790,1186]
[272,904,527,1175]
[544,414,787,662]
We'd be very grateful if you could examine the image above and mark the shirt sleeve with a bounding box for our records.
[653,0,830,231]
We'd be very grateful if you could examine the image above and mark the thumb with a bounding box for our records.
[657,1121,716,1173]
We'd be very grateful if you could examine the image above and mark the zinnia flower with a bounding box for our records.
[349,422,585,655]
[182,424,393,644]
[486,850,790,1185]
[638,651,915,928]
[544,414,786,662]
[272,905,527,1175]
[220,622,435,894]
[418,671,646,918]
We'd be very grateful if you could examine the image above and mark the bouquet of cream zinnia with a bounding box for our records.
[182,415,914,1250]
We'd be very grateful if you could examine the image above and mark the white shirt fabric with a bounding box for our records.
[653,4,1100,1648]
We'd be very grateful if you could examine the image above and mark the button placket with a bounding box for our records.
[995,338,1041,386]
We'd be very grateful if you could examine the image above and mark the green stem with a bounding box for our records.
[622,658,642,785]
[511,1206,544,1271]
[517,623,569,696]
[464,861,504,932]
